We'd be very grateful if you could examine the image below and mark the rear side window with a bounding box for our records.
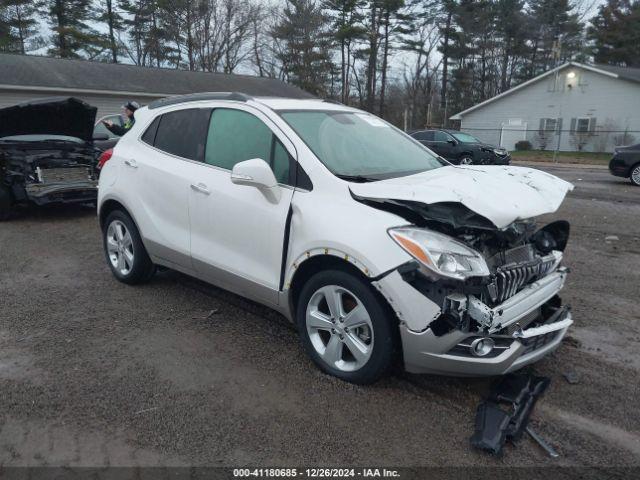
[154,108,211,161]
[205,108,292,185]
[413,131,433,141]
[141,117,160,145]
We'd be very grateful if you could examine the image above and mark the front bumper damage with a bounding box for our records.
[373,268,571,376]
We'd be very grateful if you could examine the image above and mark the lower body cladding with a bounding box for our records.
[373,268,571,376]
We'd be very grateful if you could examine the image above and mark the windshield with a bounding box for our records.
[451,132,480,143]
[0,134,84,143]
[279,110,443,180]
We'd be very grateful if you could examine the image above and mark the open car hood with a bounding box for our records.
[0,97,97,142]
[350,165,573,229]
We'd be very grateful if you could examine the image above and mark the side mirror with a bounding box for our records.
[231,158,281,203]
[93,133,109,141]
[447,139,457,146]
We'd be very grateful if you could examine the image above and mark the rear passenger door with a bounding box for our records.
[188,106,296,306]
[130,107,211,270]
[431,130,456,159]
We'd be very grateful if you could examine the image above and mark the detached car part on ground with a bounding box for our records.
[0,97,100,220]
[609,143,640,186]
[98,92,574,384]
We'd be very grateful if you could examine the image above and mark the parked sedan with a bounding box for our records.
[609,143,640,186]
[98,92,574,384]
[410,129,511,165]
[0,97,101,220]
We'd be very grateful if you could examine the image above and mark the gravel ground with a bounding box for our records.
[0,164,639,469]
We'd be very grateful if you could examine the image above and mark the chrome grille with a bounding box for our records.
[494,254,558,304]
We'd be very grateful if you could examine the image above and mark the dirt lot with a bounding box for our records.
[1,164,639,471]
[511,150,612,165]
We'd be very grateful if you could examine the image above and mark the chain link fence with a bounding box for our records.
[455,127,639,154]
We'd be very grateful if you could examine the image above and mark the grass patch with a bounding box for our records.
[510,150,611,165]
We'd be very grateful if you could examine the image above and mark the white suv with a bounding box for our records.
[98,92,574,383]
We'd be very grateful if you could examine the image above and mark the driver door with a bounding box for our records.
[188,106,295,306]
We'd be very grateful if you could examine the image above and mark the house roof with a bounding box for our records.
[450,62,640,120]
[0,53,314,99]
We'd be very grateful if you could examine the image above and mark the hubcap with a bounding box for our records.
[460,157,473,165]
[106,220,134,275]
[306,285,374,372]
[632,166,640,185]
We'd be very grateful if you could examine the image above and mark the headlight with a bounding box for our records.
[389,227,490,280]
[493,148,507,155]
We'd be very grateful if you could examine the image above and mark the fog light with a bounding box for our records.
[470,337,495,357]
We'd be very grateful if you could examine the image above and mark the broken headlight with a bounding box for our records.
[389,227,490,280]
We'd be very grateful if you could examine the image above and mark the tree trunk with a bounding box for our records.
[365,2,379,113]
[440,8,452,111]
[106,0,118,62]
[378,9,390,117]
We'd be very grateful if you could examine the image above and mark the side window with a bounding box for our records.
[141,116,161,145]
[433,131,450,142]
[205,108,291,185]
[94,115,123,139]
[413,131,433,141]
[154,108,211,161]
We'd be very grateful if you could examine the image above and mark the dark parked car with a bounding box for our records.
[410,129,511,165]
[609,144,640,186]
[0,97,101,220]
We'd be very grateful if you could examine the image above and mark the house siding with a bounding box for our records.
[0,88,163,121]
[456,65,640,152]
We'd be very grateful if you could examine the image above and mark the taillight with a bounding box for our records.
[97,148,113,170]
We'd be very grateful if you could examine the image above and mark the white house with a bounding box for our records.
[450,62,640,153]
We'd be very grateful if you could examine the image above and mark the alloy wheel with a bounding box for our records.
[305,285,374,372]
[106,220,135,275]
[632,165,640,186]
[460,156,473,165]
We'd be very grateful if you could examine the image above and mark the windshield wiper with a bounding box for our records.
[335,174,379,183]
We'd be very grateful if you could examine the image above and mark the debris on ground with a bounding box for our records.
[605,235,619,242]
[206,308,220,318]
[525,425,560,458]
[470,373,552,456]
[563,371,580,384]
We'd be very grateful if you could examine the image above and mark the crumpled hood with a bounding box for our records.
[350,165,573,229]
[0,97,97,142]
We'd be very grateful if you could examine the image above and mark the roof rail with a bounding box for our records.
[148,92,252,110]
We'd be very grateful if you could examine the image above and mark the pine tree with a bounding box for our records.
[45,0,99,58]
[588,0,640,67]
[0,0,42,54]
[272,0,334,96]
[96,0,124,62]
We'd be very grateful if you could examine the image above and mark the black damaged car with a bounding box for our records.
[609,143,640,186]
[0,97,100,220]
[410,129,511,165]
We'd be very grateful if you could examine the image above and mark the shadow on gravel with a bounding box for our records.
[3,203,96,223]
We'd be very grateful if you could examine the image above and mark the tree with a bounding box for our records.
[588,0,640,67]
[323,0,366,103]
[96,0,124,62]
[272,0,334,96]
[45,0,100,58]
[0,0,42,54]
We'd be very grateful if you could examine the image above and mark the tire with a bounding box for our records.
[102,210,155,284]
[630,163,640,187]
[0,184,13,221]
[459,155,473,165]
[296,269,397,384]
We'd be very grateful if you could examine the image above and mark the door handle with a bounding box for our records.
[124,159,138,168]
[190,183,211,195]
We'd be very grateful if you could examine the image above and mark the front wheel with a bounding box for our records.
[459,155,473,165]
[103,210,155,284]
[296,270,397,384]
[630,163,640,186]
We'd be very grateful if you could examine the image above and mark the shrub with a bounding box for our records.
[515,140,532,151]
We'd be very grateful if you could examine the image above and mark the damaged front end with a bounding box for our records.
[368,199,573,376]
[0,139,98,207]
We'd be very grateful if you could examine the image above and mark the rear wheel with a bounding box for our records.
[0,185,13,221]
[296,269,397,384]
[103,210,155,284]
[630,163,640,186]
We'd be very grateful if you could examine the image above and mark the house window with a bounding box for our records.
[544,118,557,132]
[576,117,590,133]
